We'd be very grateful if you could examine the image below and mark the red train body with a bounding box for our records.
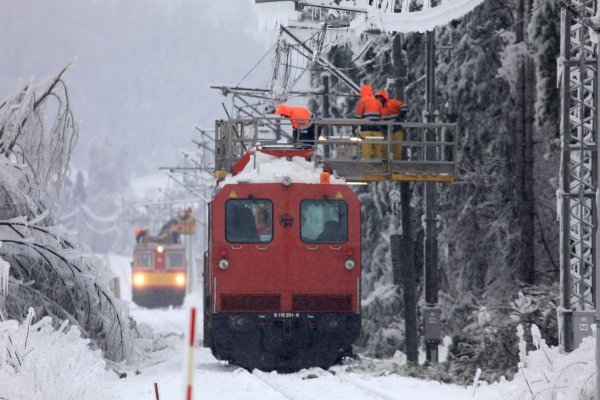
[204,152,361,370]
[132,242,186,308]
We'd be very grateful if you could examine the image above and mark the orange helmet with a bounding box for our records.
[275,104,311,129]
[375,89,389,101]
[360,85,373,98]
[275,104,293,117]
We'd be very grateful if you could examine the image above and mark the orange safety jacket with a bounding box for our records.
[355,85,382,121]
[275,104,311,130]
[375,89,407,121]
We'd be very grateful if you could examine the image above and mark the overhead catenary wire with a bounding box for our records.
[236,42,278,87]
[223,21,358,107]
[230,0,555,108]
[405,0,554,94]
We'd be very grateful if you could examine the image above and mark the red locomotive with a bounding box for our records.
[132,224,187,308]
[203,147,361,371]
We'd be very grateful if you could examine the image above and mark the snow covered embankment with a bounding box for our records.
[0,312,114,400]
[0,252,114,400]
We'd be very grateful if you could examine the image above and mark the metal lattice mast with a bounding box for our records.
[558,0,598,352]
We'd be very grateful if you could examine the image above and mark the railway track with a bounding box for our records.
[333,372,401,400]
[251,370,307,400]
[251,368,400,400]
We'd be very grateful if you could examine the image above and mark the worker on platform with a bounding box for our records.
[181,206,193,221]
[135,227,148,243]
[170,222,181,244]
[354,85,383,159]
[275,104,315,147]
[375,89,408,160]
[158,218,178,242]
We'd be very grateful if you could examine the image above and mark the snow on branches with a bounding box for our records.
[0,310,113,400]
[0,66,133,362]
[0,220,133,361]
[0,61,78,194]
[0,249,8,306]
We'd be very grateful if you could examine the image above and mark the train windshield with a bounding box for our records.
[166,252,185,269]
[226,199,273,243]
[301,200,348,243]
[134,251,154,269]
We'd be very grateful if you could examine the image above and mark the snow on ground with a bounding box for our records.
[114,305,506,400]
[104,253,133,302]
[1,252,597,399]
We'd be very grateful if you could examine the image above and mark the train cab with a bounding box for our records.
[132,242,187,308]
[204,149,361,371]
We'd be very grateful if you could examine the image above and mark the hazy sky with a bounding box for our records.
[0,0,275,174]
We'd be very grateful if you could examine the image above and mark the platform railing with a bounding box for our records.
[215,117,458,182]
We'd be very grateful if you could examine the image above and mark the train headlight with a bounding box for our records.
[218,259,230,270]
[344,259,355,271]
[133,273,145,286]
[157,246,164,253]
[175,273,186,286]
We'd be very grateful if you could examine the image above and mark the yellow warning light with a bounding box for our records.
[133,273,145,286]
[335,191,344,199]
[229,190,238,198]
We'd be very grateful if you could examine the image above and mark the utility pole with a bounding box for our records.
[423,29,441,363]
[555,1,599,398]
[392,33,418,364]
[557,0,598,351]
[322,73,331,157]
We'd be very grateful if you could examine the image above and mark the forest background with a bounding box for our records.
[312,0,561,382]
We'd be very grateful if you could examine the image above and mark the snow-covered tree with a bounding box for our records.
[0,66,133,361]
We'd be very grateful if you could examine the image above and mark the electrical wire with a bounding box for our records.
[403,0,554,92]
[236,42,278,87]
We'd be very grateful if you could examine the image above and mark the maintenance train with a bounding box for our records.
[131,219,188,308]
[203,147,361,371]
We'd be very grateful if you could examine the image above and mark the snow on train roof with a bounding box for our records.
[219,151,345,186]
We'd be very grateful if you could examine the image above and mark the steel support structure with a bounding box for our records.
[424,29,440,363]
[558,0,598,353]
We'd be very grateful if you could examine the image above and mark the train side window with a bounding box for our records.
[135,251,154,269]
[166,252,185,269]
[300,200,348,243]
[226,199,273,243]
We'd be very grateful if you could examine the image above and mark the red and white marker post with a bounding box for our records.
[184,306,197,400]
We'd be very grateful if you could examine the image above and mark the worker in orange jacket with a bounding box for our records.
[354,85,383,159]
[135,227,148,243]
[275,104,315,147]
[375,89,408,160]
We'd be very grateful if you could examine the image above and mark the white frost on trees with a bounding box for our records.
[0,62,78,193]
[0,244,9,305]
[254,0,485,33]
[0,66,133,362]
[0,316,113,400]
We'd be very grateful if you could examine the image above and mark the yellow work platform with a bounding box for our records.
[215,118,458,183]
